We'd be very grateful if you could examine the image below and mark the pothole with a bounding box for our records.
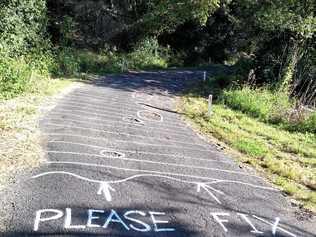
[100,149,125,158]
[122,116,145,125]
[137,110,163,122]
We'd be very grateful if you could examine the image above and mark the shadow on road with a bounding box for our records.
[137,102,185,115]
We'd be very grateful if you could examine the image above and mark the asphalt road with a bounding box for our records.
[1,71,315,237]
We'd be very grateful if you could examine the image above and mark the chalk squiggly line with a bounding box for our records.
[32,161,278,204]
[32,171,224,204]
[45,161,275,189]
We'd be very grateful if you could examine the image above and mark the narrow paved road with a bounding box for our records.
[1,71,315,237]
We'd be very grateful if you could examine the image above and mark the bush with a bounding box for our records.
[128,38,169,70]
[27,48,58,76]
[52,39,171,77]
[0,49,58,99]
[0,0,48,56]
[54,48,80,76]
[54,48,124,75]
[76,51,107,73]
[0,55,32,99]
[221,87,292,122]
[0,0,55,99]
[76,50,122,74]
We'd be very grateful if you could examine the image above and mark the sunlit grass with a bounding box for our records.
[180,95,316,211]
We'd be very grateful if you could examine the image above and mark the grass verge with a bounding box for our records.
[180,94,316,212]
[0,77,74,191]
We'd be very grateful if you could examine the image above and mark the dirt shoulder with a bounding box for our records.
[0,78,82,231]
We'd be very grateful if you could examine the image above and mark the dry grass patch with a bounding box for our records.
[0,78,75,190]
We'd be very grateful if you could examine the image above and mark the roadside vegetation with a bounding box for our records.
[181,76,316,211]
[53,38,174,77]
[0,78,73,190]
[222,87,316,134]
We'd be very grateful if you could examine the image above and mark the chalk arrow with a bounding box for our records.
[197,183,225,204]
[97,182,115,202]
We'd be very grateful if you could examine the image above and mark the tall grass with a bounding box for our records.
[0,56,31,99]
[285,112,316,134]
[0,48,58,100]
[221,87,292,123]
[221,86,316,133]
[181,92,316,211]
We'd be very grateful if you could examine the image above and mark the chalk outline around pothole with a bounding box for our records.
[137,110,163,122]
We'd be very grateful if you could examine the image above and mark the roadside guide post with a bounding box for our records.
[208,94,213,117]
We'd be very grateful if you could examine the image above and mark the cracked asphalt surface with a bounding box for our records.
[1,71,315,237]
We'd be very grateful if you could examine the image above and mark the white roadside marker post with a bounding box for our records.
[203,71,207,82]
[208,94,213,117]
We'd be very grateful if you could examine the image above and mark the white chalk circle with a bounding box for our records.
[137,110,163,122]
[100,149,125,158]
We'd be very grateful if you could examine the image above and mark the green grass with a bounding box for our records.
[191,75,316,134]
[221,86,316,133]
[221,86,292,123]
[232,138,268,158]
[180,94,316,211]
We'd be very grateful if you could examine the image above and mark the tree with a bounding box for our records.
[255,0,316,93]
[0,0,48,56]
[138,0,220,34]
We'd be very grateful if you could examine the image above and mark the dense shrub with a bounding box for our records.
[54,48,121,76]
[52,38,170,77]
[76,49,126,74]
[0,0,53,99]
[54,48,80,76]
[0,0,48,56]
[0,56,31,99]
[0,48,57,99]
[128,38,169,70]
[76,51,108,73]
